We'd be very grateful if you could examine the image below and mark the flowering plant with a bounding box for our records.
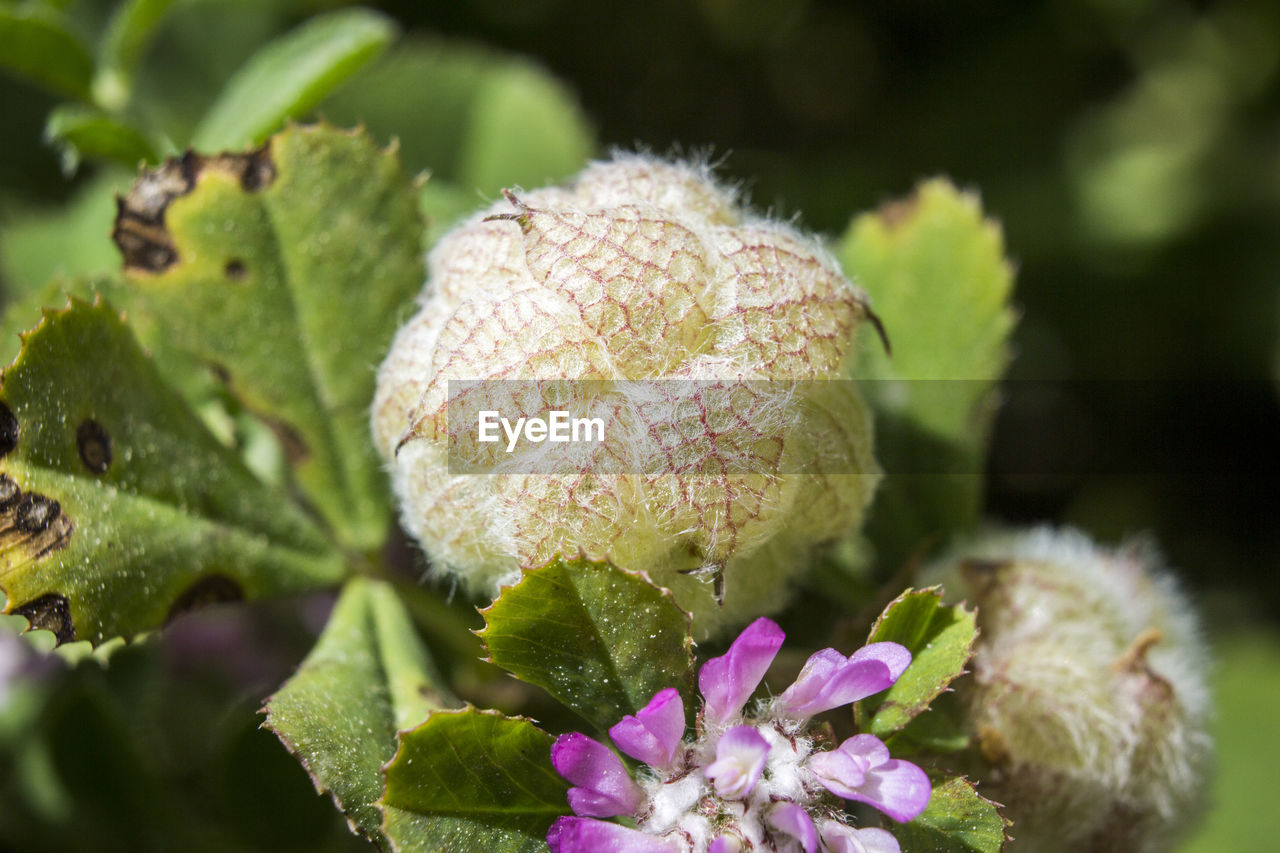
[549,617,929,853]
[0,5,1217,850]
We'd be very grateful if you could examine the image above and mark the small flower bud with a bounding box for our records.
[925,527,1211,853]
[373,155,881,633]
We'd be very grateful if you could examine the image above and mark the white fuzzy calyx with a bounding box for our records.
[926,526,1211,853]
[372,155,881,633]
[638,720,824,852]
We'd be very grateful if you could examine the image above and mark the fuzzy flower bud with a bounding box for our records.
[925,527,1211,853]
[373,155,881,633]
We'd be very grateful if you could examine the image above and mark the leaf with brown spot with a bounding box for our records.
[112,123,425,551]
[0,299,345,645]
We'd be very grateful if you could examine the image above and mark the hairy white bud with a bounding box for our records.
[926,527,1211,852]
[373,155,881,633]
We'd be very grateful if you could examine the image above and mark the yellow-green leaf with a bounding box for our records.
[836,180,1016,567]
[112,124,425,551]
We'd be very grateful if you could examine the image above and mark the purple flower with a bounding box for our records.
[806,734,932,823]
[768,802,818,853]
[548,816,679,852]
[776,642,912,720]
[699,617,784,725]
[708,836,742,853]
[704,725,770,799]
[547,618,929,852]
[819,822,904,853]
[551,732,644,818]
[609,687,686,771]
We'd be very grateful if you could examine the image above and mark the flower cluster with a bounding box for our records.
[549,618,931,852]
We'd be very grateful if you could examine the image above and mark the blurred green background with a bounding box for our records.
[1,0,1277,850]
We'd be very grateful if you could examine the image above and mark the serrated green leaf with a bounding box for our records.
[479,555,694,732]
[265,576,453,844]
[0,6,93,101]
[0,277,122,368]
[0,610,127,667]
[839,180,1015,429]
[836,180,1015,567]
[191,8,397,151]
[93,0,178,111]
[0,300,345,645]
[859,587,976,739]
[381,708,569,853]
[44,104,158,171]
[322,36,595,192]
[893,776,1009,853]
[112,124,425,550]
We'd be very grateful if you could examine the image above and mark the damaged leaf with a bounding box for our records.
[0,299,344,645]
[112,124,425,551]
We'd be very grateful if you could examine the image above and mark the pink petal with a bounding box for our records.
[812,659,896,711]
[806,734,890,793]
[851,642,911,682]
[709,836,743,853]
[806,745,871,796]
[809,735,930,823]
[837,734,892,768]
[775,648,846,716]
[551,733,643,818]
[778,643,911,719]
[547,817,679,853]
[699,617,784,725]
[609,688,685,770]
[704,725,771,799]
[851,759,932,823]
[767,802,818,853]
[818,822,902,853]
[768,640,911,712]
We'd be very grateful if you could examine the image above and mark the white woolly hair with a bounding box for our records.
[373,153,881,637]
[924,525,1212,853]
